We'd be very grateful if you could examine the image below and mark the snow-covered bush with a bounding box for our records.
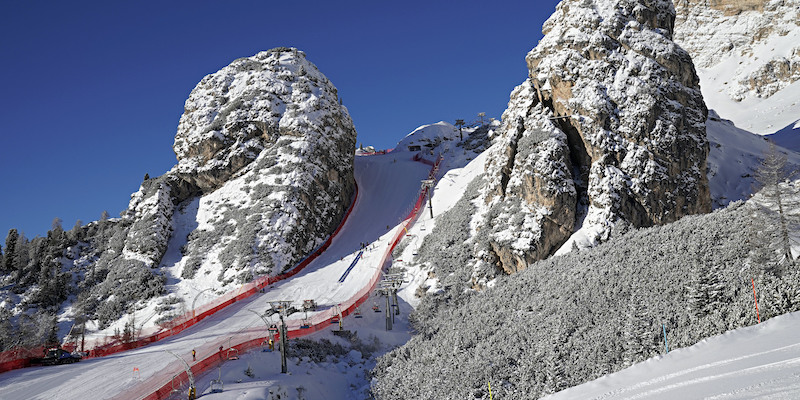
[373,202,800,399]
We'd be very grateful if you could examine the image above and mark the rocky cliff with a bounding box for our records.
[475,0,711,276]
[673,0,800,102]
[83,48,356,325]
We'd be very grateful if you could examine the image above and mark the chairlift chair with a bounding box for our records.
[372,303,381,312]
[354,307,363,318]
[210,379,224,393]
[227,348,239,360]
[301,318,311,329]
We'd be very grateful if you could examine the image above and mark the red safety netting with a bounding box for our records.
[0,184,359,375]
[133,154,442,400]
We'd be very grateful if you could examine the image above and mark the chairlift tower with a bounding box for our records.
[377,274,406,330]
[268,300,297,373]
[421,179,436,219]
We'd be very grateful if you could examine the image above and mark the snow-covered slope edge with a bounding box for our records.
[544,311,800,400]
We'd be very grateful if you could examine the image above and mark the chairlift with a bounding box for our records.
[211,366,224,392]
[171,374,183,394]
[330,315,340,324]
[210,379,224,393]
[301,318,311,329]
[268,324,279,334]
[354,307,363,318]
[372,303,381,313]
[227,348,239,360]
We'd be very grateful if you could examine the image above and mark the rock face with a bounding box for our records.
[119,47,356,281]
[477,0,711,275]
[673,0,800,101]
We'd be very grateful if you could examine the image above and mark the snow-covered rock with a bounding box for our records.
[673,0,800,134]
[475,0,711,275]
[674,0,800,101]
[83,48,357,326]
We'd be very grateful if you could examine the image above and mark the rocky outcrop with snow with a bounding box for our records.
[82,48,356,325]
[674,0,800,102]
[671,0,800,135]
[475,0,711,276]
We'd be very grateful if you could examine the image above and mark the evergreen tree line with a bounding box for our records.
[0,211,167,352]
[372,185,800,399]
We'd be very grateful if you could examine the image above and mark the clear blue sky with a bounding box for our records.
[0,0,559,240]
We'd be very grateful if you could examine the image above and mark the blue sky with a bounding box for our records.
[0,0,559,240]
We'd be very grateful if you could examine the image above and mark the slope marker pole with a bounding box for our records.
[752,278,761,323]
[662,324,669,354]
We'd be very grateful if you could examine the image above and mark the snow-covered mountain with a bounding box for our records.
[5,0,800,399]
[674,0,800,136]
[0,47,358,338]
[372,0,800,398]
[117,48,356,328]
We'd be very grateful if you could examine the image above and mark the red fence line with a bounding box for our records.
[0,184,359,375]
[137,154,442,400]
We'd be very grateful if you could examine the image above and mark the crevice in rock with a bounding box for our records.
[499,116,526,198]
[540,96,592,232]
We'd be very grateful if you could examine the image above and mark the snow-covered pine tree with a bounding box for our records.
[752,142,800,273]
[3,229,18,274]
[687,262,727,317]
[623,289,656,366]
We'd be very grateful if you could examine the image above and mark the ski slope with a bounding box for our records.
[544,312,800,400]
[0,154,431,400]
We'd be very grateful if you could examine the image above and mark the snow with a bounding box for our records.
[684,2,800,138]
[544,312,800,400]
[395,149,491,307]
[0,152,429,400]
[705,110,800,209]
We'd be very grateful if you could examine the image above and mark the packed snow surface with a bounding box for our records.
[0,154,429,400]
[544,311,800,400]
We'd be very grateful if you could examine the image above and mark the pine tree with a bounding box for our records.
[0,306,13,351]
[623,289,655,366]
[752,142,799,273]
[455,119,465,141]
[542,344,567,395]
[3,229,18,274]
[11,233,29,286]
[687,262,727,317]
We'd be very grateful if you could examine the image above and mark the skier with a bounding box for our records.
[192,349,196,361]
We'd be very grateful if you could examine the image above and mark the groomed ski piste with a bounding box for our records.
[0,147,434,399]
[544,312,800,400]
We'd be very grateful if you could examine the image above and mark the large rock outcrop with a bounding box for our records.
[476,0,711,276]
[86,48,356,324]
